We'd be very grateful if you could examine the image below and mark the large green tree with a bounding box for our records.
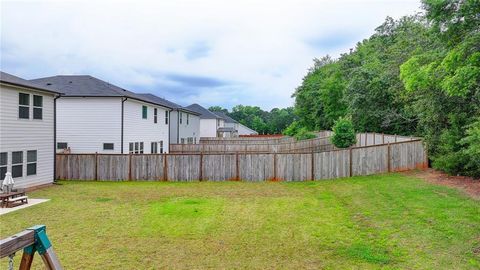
[290,0,480,176]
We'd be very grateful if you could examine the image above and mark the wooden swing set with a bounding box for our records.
[0,225,62,270]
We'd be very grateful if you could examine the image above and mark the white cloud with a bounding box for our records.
[0,0,422,109]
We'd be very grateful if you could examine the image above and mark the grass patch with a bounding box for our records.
[0,173,478,269]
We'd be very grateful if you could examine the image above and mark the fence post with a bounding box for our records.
[394,134,397,143]
[373,132,376,145]
[94,152,98,181]
[199,153,203,181]
[236,152,240,181]
[364,132,368,146]
[349,148,353,177]
[128,153,132,181]
[382,133,385,144]
[273,153,277,181]
[311,152,314,181]
[387,143,391,172]
[163,154,168,181]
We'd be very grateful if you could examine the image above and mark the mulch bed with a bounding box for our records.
[404,169,480,200]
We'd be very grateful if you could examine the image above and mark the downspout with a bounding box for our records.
[121,98,127,154]
[177,110,180,144]
[53,95,61,182]
[168,109,173,152]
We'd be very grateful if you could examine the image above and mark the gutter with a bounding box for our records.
[121,97,128,153]
[53,94,61,182]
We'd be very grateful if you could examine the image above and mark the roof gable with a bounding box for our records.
[185,103,222,119]
[1,71,61,94]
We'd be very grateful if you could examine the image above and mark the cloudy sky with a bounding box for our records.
[1,0,422,110]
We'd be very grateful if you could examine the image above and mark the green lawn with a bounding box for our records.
[1,173,479,269]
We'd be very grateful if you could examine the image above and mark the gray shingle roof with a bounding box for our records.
[138,93,200,116]
[185,103,223,119]
[213,111,238,123]
[30,75,174,109]
[1,71,61,94]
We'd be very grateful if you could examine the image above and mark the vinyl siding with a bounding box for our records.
[56,97,122,153]
[199,119,222,138]
[123,99,170,153]
[237,123,258,135]
[0,84,55,188]
[170,110,200,144]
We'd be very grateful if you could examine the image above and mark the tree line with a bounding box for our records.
[208,105,297,135]
[289,0,479,177]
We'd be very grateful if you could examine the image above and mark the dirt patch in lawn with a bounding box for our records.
[404,169,480,200]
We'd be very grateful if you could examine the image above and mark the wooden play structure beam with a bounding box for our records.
[0,225,62,270]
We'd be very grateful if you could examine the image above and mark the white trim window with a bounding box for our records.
[0,152,7,180]
[187,114,189,125]
[129,142,144,154]
[151,141,164,154]
[151,142,158,153]
[33,95,43,119]
[165,111,169,125]
[103,143,114,151]
[12,151,23,178]
[19,93,30,119]
[27,150,37,176]
[180,112,183,124]
[154,108,158,123]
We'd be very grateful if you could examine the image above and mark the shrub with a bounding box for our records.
[331,117,356,148]
[283,121,301,136]
[294,127,316,141]
[460,119,480,177]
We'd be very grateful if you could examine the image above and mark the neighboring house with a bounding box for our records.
[138,94,201,144]
[31,75,172,154]
[0,71,61,188]
[185,104,224,138]
[213,111,258,137]
[212,111,238,137]
[237,123,259,136]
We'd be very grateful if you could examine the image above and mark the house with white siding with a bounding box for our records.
[184,104,225,138]
[31,75,173,154]
[213,111,258,136]
[138,93,201,144]
[237,123,259,136]
[0,71,61,188]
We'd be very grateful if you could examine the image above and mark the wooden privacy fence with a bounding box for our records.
[171,136,334,153]
[56,139,427,182]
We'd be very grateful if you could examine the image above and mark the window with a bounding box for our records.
[165,111,169,125]
[160,141,164,154]
[187,114,189,125]
[194,137,197,144]
[27,150,37,176]
[19,93,29,119]
[130,142,144,154]
[142,106,147,119]
[154,108,158,123]
[0,152,7,180]
[181,138,185,144]
[151,142,158,153]
[180,112,183,124]
[103,143,114,150]
[12,151,23,178]
[33,95,43,119]
[187,137,194,144]
[57,142,68,149]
